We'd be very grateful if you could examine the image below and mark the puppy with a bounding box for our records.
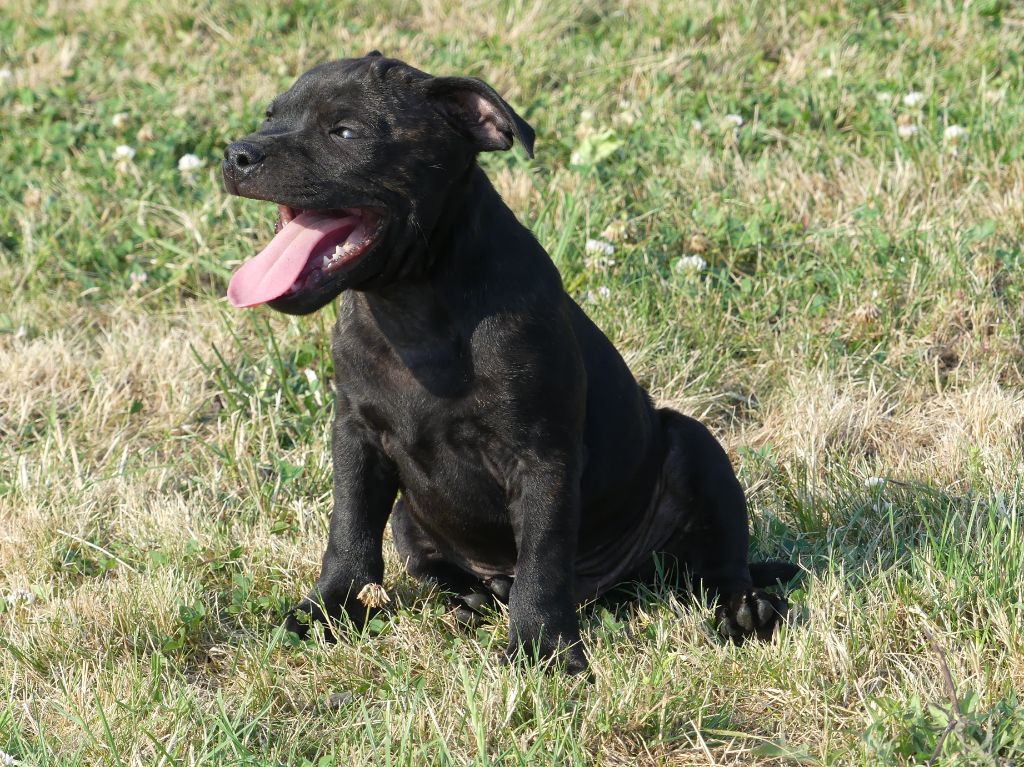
[222,52,796,673]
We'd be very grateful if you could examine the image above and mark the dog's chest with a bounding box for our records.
[333,315,514,497]
[350,386,513,521]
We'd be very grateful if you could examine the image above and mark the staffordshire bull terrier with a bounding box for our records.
[221,52,797,673]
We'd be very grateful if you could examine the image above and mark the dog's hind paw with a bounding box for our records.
[451,590,495,629]
[715,588,788,644]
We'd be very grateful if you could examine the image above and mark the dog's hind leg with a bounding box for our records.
[390,498,500,626]
[654,409,789,643]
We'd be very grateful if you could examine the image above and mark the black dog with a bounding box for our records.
[222,52,797,673]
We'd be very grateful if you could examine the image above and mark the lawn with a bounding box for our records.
[2,0,1024,764]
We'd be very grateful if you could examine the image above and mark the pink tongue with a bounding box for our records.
[227,211,358,307]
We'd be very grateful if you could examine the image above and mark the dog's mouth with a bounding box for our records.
[227,204,385,308]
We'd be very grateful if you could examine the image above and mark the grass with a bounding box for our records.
[3,0,1024,764]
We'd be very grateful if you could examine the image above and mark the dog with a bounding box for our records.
[221,52,798,673]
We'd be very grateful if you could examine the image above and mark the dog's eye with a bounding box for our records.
[332,126,357,140]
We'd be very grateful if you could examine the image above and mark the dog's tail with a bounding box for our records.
[749,560,801,588]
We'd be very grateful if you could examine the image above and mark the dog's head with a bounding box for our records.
[221,52,535,315]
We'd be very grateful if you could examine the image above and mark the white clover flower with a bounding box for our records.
[304,368,323,405]
[691,119,703,133]
[724,113,744,128]
[0,749,19,766]
[177,153,205,172]
[674,254,707,273]
[569,150,584,165]
[902,91,925,107]
[818,67,835,79]
[617,98,631,109]
[5,588,36,607]
[573,110,596,142]
[129,270,148,286]
[111,112,129,130]
[585,239,615,257]
[0,68,13,84]
[943,125,968,142]
[586,255,616,269]
[114,144,136,160]
[864,477,885,489]
[586,286,612,303]
[897,123,919,139]
[356,582,390,609]
[875,91,893,103]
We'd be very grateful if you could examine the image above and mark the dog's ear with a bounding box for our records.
[424,77,535,158]
[365,50,383,57]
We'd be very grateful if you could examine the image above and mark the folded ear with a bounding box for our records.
[423,76,535,158]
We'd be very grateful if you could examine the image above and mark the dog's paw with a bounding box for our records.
[451,591,495,629]
[504,625,589,676]
[283,591,370,641]
[482,575,513,603]
[715,588,788,644]
[284,599,336,641]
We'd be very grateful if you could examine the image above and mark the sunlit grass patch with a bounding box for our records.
[3,0,1024,764]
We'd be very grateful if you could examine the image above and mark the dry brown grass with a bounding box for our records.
[4,0,1024,764]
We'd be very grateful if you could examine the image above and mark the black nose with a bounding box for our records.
[223,140,265,175]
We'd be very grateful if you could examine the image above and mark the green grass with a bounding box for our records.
[3,0,1024,764]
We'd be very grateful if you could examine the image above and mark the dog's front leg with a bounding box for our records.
[506,456,588,674]
[285,414,398,638]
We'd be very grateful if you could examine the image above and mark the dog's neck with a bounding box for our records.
[352,162,553,351]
